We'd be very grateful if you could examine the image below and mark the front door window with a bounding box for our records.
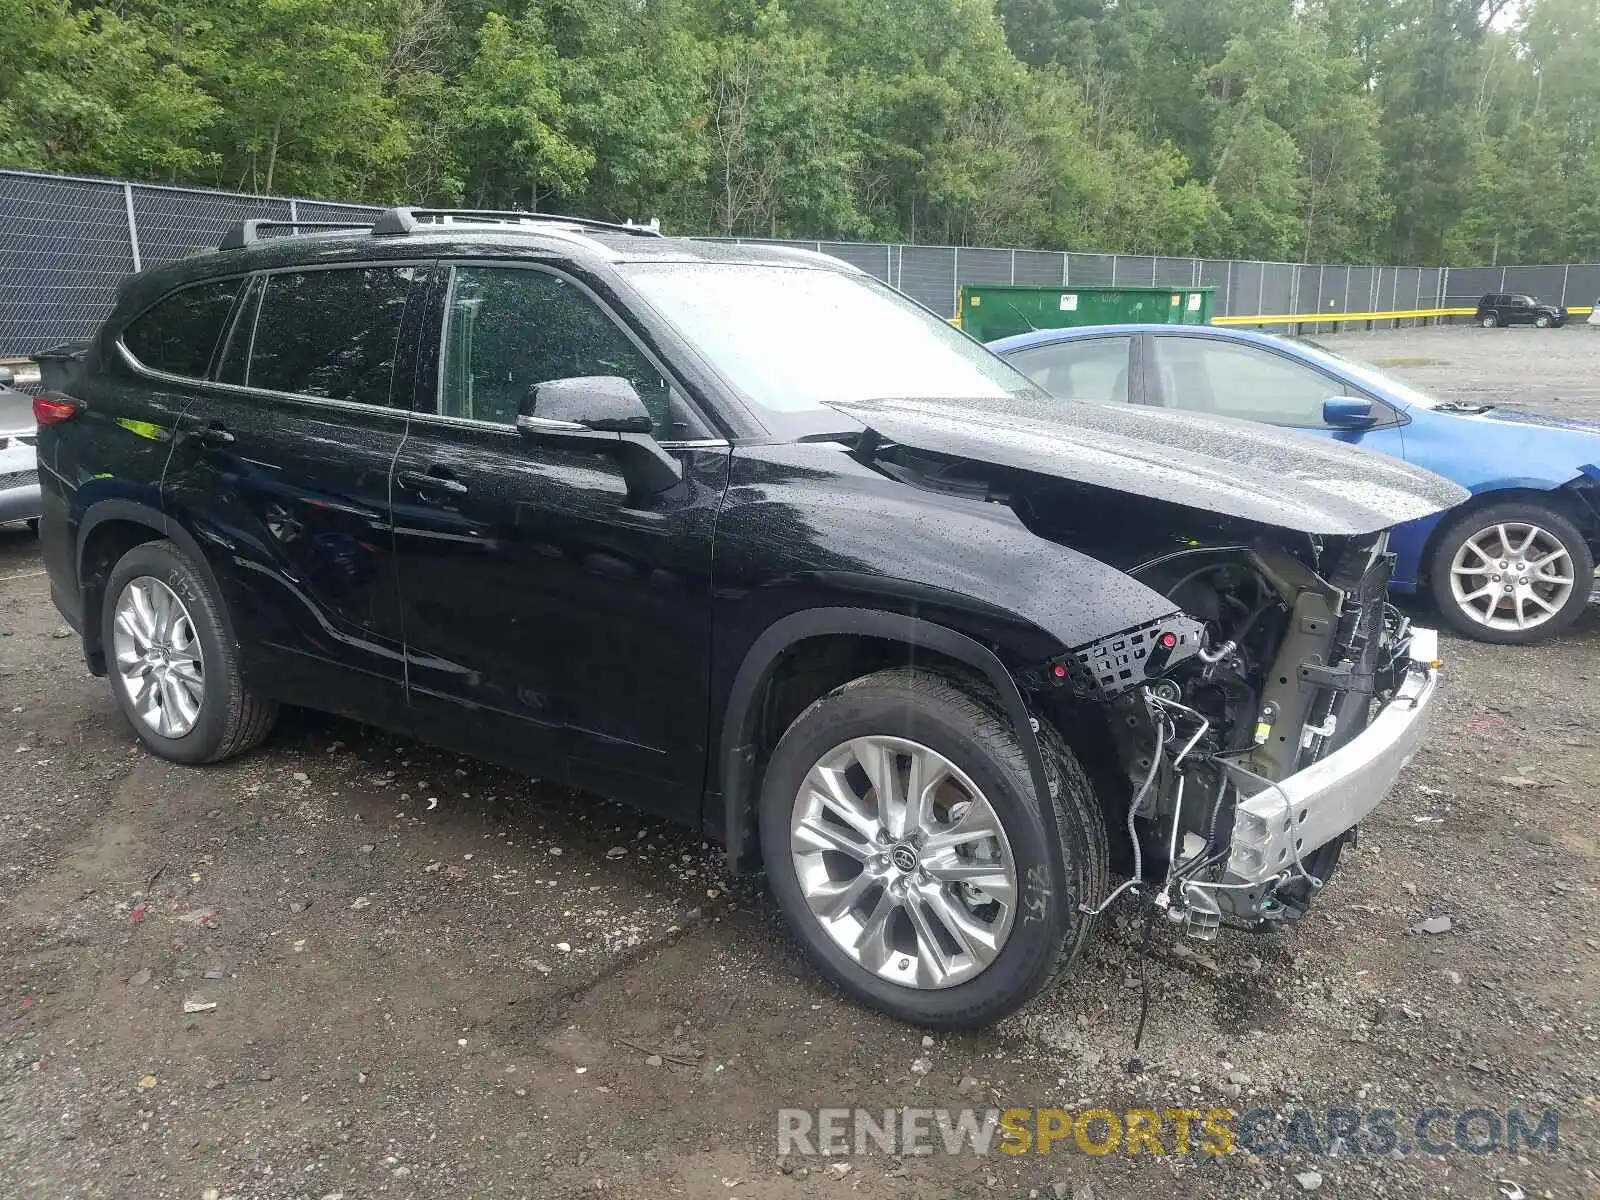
[1151,337,1343,428]
[439,266,700,438]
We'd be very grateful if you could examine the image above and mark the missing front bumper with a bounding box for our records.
[1213,630,1439,913]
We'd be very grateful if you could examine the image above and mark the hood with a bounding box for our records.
[1426,405,1600,489]
[1463,406,1600,437]
[829,395,1468,536]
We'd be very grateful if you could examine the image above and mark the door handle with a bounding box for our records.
[398,469,469,497]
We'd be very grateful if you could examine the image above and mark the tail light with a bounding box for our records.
[32,393,81,426]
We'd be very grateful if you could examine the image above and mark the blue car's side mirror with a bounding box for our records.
[1323,396,1376,429]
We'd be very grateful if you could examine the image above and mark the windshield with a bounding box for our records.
[1290,337,1444,409]
[622,262,1041,417]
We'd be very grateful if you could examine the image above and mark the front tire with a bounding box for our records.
[102,539,278,763]
[1535,314,1552,329]
[758,668,1108,1028]
[1428,502,1594,644]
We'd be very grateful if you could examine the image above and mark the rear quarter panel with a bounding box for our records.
[38,343,194,606]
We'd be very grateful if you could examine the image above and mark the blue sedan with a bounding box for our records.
[989,324,1600,644]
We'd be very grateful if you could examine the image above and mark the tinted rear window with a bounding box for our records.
[122,280,242,378]
[214,277,260,386]
[246,267,418,406]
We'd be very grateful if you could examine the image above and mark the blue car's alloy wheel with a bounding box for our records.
[1430,502,1595,644]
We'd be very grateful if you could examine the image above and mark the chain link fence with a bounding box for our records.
[5,167,1600,357]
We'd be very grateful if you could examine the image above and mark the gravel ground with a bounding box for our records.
[1,325,1598,1199]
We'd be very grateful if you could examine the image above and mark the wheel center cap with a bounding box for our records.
[889,844,920,873]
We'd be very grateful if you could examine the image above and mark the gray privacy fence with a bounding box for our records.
[0,169,381,357]
[5,167,1600,356]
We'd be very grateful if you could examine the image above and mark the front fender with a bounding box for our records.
[715,607,1052,872]
[1388,471,1600,590]
[712,442,1178,655]
[708,443,1181,865]
[1404,406,1600,500]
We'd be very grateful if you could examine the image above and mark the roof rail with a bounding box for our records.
[372,207,663,238]
[218,218,375,250]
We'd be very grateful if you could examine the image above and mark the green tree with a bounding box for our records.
[1376,0,1494,262]
[132,0,414,197]
[543,0,712,225]
[437,9,591,207]
[702,11,861,236]
[3,0,1599,264]
[0,1,215,178]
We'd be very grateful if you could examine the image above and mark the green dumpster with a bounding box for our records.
[956,284,1214,341]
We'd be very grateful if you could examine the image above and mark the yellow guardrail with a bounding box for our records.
[1214,305,1594,326]
[957,305,1595,330]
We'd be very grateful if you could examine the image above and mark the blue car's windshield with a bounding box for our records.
[1290,337,1444,409]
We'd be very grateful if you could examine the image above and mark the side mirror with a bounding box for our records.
[1323,396,1376,429]
[524,375,654,433]
[516,375,681,501]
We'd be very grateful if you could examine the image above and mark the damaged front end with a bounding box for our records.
[1036,531,1439,934]
[833,395,1459,936]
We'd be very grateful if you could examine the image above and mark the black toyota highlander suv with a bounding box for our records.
[33,210,1466,1028]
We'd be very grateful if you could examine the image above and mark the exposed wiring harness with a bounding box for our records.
[1078,693,1166,917]
[1080,687,1215,918]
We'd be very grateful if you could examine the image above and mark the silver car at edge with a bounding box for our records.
[0,365,42,530]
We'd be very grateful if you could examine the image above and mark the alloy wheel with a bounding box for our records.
[1448,522,1576,633]
[112,576,206,737]
[789,736,1017,990]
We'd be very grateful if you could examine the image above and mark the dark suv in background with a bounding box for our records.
[1475,292,1566,328]
[32,209,1462,1027]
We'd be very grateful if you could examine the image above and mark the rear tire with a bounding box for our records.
[1480,313,1498,328]
[102,539,278,764]
[1428,502,1593,644]
[758,668,1108,1028]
